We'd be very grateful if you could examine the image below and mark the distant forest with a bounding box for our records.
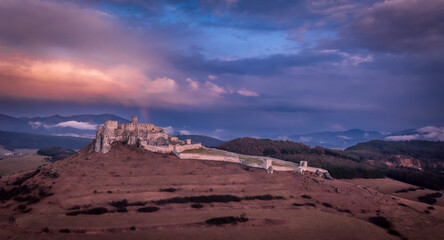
[219,138,444,190]
[0,130,91,150]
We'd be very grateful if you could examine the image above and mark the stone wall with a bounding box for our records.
[175,152,240,163]
[140,144,174,154]
[174,143,202,153]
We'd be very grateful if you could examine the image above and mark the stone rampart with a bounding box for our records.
[174,143,202,153]
[175,152,240,163]
[140,144,174,154]
[272,166,295,172]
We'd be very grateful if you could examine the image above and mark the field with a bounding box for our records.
[0,143,443,239]
[0,154,47,176]
[344,178,444,207]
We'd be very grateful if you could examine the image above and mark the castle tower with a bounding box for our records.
[131,116,138,124]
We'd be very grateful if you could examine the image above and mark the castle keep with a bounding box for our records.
[94,116,201,153]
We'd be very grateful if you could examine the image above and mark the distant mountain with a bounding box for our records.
[290,129,385,149]
[175,135,224,147]
[0,130,91,150]
[289,126,444,149]
[0,113,129,138]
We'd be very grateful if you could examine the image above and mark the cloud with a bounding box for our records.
[0,54,182,106]
[208,75,218,80]
[338,135,352,140]
[342,0,444,53]
[385,134,420,141]
[28,121,43,129]
[29,120,97,130]
[179,130,192,135]
[171,51,342,76]
[186,78,199,90]
[237,89,259,97]
[385,126,444,141]
[299,136,313,142]
[417,126,444,141]
[53,121,98,130]
[205,81,227,95]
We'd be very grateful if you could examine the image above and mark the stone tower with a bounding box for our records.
[131,116,138,124]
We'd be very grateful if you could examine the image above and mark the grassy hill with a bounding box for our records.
[346,140,444,159]
[1,142,442,239]
[219,138,444,190]
[0,130,91,150]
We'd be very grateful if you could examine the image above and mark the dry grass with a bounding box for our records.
[0,154,47,176]
[0,143,442,240]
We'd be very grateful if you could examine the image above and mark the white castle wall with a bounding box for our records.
[140,144,174,154]
[174,143,202,153]
[175,152,240,163]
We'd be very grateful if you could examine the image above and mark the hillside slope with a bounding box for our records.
[1,143,442,239]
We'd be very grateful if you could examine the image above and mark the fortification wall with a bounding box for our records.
[174,143,202,153]
[303,166,328,173]
[272,166,296,172]
[239,160,264,169]
[140,144,174,153]
[175,152,240,163]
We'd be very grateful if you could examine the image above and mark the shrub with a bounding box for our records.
[388,229,401,236]
[153,195,241,205]
[418,192,443,205]
[42,227,49,233]
[368,216,392,229]
[66,207,108,216]
[59,229,70,233]
[206,214,248,225]
[244,194,284,201]
[337,209,351,213]
[191,203,204,209]
[159,188,177,192]
[304,203,316,207]
[322,202,333,208]
[301,194,311,199]
[292,203,303,206]
[137,206,159,213]
[130,226,136,231]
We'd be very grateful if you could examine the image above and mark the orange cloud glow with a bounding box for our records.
[0,54,180,106]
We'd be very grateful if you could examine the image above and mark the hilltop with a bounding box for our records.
[0,142,443,239]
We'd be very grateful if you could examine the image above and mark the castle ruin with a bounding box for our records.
[94,116,201,153]
[94,116,331,178]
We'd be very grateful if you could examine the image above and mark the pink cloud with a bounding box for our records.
[237,89,259,97]
[0,54,180,106]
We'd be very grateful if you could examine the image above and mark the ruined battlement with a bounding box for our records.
[94,116,195,153]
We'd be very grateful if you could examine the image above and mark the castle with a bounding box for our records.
[94,116,331,179]
[94,116,201,154]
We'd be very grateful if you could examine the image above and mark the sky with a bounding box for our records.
[0,0,443,140]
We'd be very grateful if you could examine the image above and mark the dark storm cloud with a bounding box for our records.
[170,50,342,76]
[339,0,444,53]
